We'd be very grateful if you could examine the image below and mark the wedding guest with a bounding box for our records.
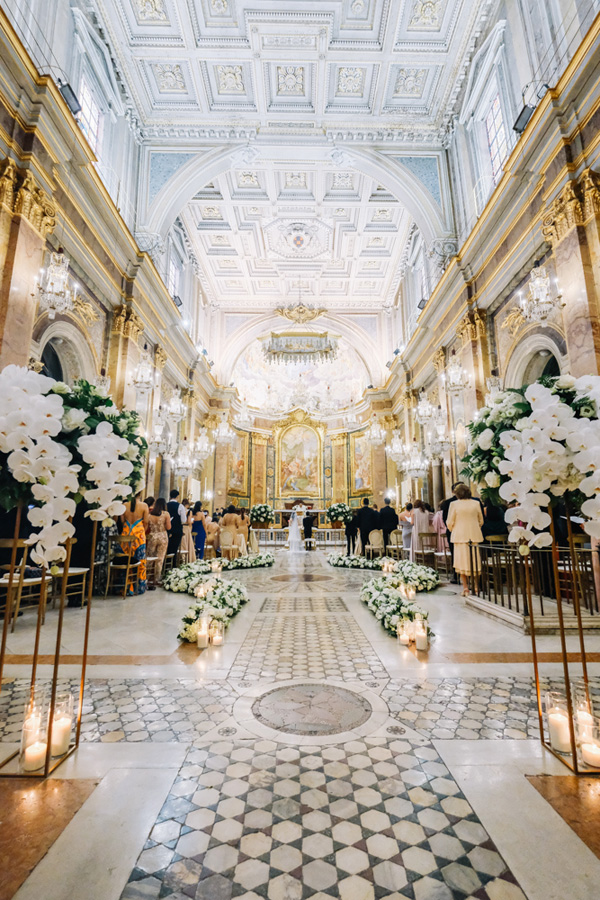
[147,498,171,586]
[143,496,155,513]
[379,497,399,548]
[356,498,379,556]
[410,499,434,560]
[167,489,186,559]
[191,501,207,559]
[345,510,358,555]
[432,502,449,553]
[205,516,221,556]
[399,503,413,551]
[481,499,508,540]
[447,483,484,596]
[119,492,149,594]
[441,483,462,581]
[237,508,250,554]
[221,505,242,546]
[180,499,196,563]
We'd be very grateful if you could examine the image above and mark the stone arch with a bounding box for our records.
[142,144,449,249]
[503,327,567,389]
[33,317,98,385]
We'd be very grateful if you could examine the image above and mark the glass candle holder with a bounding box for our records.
[50,692,73,757]
[197,616,210,649]
[210,620,224,645]
[545,691,572,754]
[397,621,410,645]
[406,586,416,602]
[415,622,428,652]
[20,700,48,773]
[572,678,594,745]
[580,720,600,769]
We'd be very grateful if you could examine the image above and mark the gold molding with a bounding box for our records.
[112,304,144,343]
[252,433,269,447]
[0,157,55,235]
[330,434,348,446]
[72,294,99,326]
[272,407,327,440]
[433,347,446,374]
[154,346,167,370]
[275,416,324,499]
[274,303,327,324]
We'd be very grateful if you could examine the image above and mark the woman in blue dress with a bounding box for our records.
[191,501,207,559]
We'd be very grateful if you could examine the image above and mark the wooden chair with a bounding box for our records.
[51,566,89,608]
[366,530,385,559]
[145,556,160,588]
[0,539,48,632]
[176,548,189,567]
[415,533,437,568]
[387,529,403,559]
[220,531,239,561]
[304,537,316,551]
[163,553,176,573]
[203,544,217,560]
[105,534,140,598]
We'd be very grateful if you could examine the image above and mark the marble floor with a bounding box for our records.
[2,550,600,900]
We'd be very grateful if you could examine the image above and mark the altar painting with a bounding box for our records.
[351,433,372,495]
[228,431,248,495]
[279,425,320,497]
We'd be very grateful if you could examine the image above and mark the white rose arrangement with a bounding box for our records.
[360,575,432,636]
[249,504,275,524]
[178,576,249,641]
[327,554,440,590]
[163,554,275,593]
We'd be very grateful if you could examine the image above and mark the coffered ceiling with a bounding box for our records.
[178,162,413,309]
[91,0,494,141]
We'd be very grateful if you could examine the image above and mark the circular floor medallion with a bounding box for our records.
[252,683,372,736]
[270,573,334,583]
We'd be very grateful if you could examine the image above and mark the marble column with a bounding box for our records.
[107,304,145,408]
[0,161,56,368]
[250,435,268,506]
[158,456,172,499]
[432,459,444,509]
[331,435,348,503]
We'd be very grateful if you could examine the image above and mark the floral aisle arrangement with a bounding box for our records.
[249,503,275,525]
[164,554,275,594]
[327,553,440,589]
[326,503,352,524]
[178,576,249,642]
[0,366,147,567]
[462,375,600,552]
[361,575,432,636]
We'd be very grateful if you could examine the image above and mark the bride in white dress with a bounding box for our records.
[287,511,304,553]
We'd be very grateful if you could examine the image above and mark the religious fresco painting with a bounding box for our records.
[228,430,248,494]
[279,425,320,497]
[351,432,372,495]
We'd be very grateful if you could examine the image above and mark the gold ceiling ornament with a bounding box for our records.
[432,347,446,374]
[274,303,327,324]
[272,407,326,440]
[72,294,99,326]
[154,346,168,370]
[112,304,144,343]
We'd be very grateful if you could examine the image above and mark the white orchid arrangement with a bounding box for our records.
[462,374,600,552]
[178,576,249,641]
[249,503,275,524]
[327,503,352,524]
[0,367,147,568]
[361,575,432,636]
[163,554,275,594]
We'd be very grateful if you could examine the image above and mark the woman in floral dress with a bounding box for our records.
[146,497,171,586]
[120,493,149,595]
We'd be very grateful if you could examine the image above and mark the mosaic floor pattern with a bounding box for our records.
[252,684,373,736]
[121,736,526,900]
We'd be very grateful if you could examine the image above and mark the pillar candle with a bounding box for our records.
[50,716,72,756]
[548,709,571,753]
[23,740,48,772]
[581,741,600,767]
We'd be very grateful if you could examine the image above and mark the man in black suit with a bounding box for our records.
[379,497,399,549]
[356,498,380,556]
[167,488,185,558]
[303,512,315,544]
[345,511,358,555]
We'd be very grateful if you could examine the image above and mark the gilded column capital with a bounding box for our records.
[154,346,167,370]
[112,304,144,343]
[581,167,600,222]
[331,434,348,446]
[0,158,17,211]
[0,159,56,236]
[433,347,446,374]
[252,433,269,446]
[543,178,585,247]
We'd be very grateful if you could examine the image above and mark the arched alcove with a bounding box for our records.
[504,328,567,389]
[35,319,98,385]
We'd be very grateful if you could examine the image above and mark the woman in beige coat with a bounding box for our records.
[447,483,484,596]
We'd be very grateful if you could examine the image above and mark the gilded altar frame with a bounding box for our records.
[227,429,249,495]
[350,430,373,497]
[274,409,325,499]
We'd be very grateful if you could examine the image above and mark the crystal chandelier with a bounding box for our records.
[484,373,503,407]
[443,350,470,396]
[387,430,407,466]
[174,437,194,478]
[262,331,338,365]
[166,390,186,427]
[148,408,171,456]
[35,249,76,320]
[216,415,235,444]
[427,407,451,458]
[403,440,429,479]
[236,399,252,428]
[93,369,111,397]
[415,391,435,426]
[367,415,385,446]
[520,262,563,323]
[194,429,214,463]
[132,347,155,396]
